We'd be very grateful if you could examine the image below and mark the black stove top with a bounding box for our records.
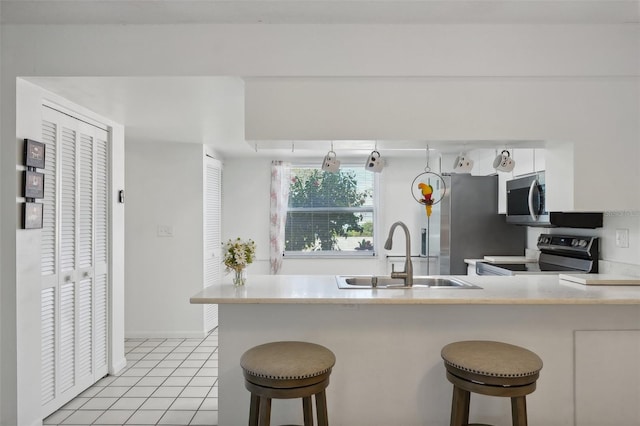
[476,261,588,276]
[476,234,599,276]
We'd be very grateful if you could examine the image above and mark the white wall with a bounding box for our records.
[125,141,208,338]
[3,24,636,77]
[13,80,44,426]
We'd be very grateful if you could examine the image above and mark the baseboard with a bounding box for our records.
[124,330,209,339]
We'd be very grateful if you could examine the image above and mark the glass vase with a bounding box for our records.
[233,268,247,287]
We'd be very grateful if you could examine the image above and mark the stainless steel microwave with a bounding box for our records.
[505,172,603,228]
[506,172,547,225]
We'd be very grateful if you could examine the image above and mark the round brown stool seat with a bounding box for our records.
[441,341,543,426]
[241,341,336,426]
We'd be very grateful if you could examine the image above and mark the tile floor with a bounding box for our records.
[44,328,219,425]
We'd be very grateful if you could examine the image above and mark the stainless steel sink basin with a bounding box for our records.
[336,275,481,289]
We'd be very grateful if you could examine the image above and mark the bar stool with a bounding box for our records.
[240,341,336,426]
[441,340,543,426]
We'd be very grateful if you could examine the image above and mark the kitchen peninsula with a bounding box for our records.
[191,275,640,426]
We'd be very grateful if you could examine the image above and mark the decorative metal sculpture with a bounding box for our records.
[411,149,445,218]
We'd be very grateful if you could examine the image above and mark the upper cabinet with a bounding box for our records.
[512,149,546,177]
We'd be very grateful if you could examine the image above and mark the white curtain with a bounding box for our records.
[269,161,291,274]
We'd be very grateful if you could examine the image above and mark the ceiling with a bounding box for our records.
[26,76,544,158]
[12,1,640,158]
[2,0,639,25]
[27,76,253,157]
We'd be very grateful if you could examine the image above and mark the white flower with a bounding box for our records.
[223,238,256,272]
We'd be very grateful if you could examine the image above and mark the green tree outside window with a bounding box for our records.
[285,168,373,252]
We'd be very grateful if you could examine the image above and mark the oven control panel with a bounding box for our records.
[537,234,595,252]
[536,234,599,266]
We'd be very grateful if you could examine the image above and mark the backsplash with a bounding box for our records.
[598,260,640,277]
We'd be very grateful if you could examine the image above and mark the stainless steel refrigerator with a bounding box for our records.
[421,174,525,275]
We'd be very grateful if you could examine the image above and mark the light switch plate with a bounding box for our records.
[615,229,629,248]
[157,225,174,237]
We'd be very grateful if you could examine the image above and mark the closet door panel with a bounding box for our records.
[78,132,94,271]
[41,287,56,406]
[204,157,222,331]
[41,119,59,409]
[40,106,111,415]
[95,136,108,276]
[75,123,97,385]
[41,120,57,280]
[58,281,76,393]
[77,277,93,381]
[59,126,77,274]
[94,273,108,373]
[93,133,109,375]
[58,116,80,400]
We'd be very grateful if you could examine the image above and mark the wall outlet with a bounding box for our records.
[615,229,629,248]
[157,225,174,237]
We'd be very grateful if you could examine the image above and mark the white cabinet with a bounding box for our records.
[497,172,510,214]
[469,149,497,176]
[40,106,110,416]
[466,263,478,276]
[575,330,640,425]
[512,148,545,176]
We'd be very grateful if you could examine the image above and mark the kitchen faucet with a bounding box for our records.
[384,221,413,287]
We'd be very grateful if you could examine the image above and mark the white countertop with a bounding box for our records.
[482,255,538,263]
[190,274,640,305]
[560,273,640,285]
[464,256,537,265]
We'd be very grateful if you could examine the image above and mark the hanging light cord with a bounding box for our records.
[424,145,431,172]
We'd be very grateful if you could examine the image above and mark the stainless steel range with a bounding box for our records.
[476,234,599,276]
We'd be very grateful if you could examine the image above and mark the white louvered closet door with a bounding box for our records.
[203,156,222,331]
[40,106,110,417]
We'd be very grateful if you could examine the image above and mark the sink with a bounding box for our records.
[336,275,481,289]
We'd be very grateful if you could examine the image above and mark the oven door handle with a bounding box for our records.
[528,179,540,221]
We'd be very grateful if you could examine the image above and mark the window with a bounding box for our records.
[284,165,377,256]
